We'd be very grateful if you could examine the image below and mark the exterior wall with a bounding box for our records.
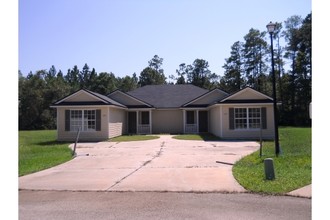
[152,109,183,134]
[109,107,127,138]
[209,106,221,137]
[57,106,109,141]
[221,105,275,140]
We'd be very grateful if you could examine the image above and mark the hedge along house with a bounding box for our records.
[51,84,275,141]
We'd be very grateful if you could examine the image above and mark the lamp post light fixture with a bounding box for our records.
[266,21,280,157]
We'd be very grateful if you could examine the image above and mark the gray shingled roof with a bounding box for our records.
[52,89,126,108]
[87,90,127,107]
[127,84,209,108]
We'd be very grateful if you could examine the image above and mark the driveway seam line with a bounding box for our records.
[106,141,165,190]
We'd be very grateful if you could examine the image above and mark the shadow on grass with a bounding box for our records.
[172,133,222,141]
[35,140,72,146]
[172,133,262,142]
[198,133,222,141]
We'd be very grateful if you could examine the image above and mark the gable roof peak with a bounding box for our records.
[219,86,273,103]
[51,88,126,108]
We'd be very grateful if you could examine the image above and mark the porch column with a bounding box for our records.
[220,106,223,137]
[183,110,186,133]
[136,110,139,134]
[196,110,199,133]
[149,110,152,134]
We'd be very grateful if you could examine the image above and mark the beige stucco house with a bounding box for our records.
[51,84,275,141]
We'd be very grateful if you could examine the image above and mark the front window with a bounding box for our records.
[248,108,261,129]
[234,108,247,129]
[70,110,96,131]
[84,110,96,131]
[234,108,260,129]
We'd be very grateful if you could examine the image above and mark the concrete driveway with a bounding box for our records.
[19,136,259,192]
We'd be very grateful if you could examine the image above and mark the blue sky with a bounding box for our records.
[19,0,311,78]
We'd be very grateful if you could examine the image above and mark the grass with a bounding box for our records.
[19,130,72,176]
[109,135,160,142]
[172,133,221,141]
[233,127,311,194]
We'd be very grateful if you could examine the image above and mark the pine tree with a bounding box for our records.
[221,41,244,92]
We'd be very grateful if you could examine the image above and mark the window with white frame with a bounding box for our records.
[70,110,96,131]
[234,108,261,129]
[83,110,96,131]
[248,108,261,129]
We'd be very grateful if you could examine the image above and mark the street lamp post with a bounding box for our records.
[266,21,280,156]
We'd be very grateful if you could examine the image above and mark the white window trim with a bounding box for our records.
[70,109,97,132]
[234,107,261,130]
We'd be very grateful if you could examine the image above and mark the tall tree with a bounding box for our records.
[117,73,139,92]
[47,65,57,80]
[139,67,166,86]
[65,65,80,92]
[19,70,48,129]
[138,55,166,86]
[272,22,286,110]
[282,15,303,124]
[243,28,268,92]
[293,13,311,125]
[90,72,118,94]
[220,41,245,93]
[186,59,219,89]
[175,63,190,84]
[79,63,91,88]
[148,55,164,74]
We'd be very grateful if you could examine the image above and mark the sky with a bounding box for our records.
[19,0,311,79]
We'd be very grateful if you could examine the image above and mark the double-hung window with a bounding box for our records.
[248,108,261,129]
[234,108,261,129]
[70,110,96,131]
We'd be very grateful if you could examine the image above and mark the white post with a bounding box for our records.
[183,109,186,133]
[220,106,223,137]
[136,110,139,134]
[149,110,152,134]
[196,110,199,133]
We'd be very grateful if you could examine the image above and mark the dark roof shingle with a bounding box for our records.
[127,85,209,108]
[52,89,126,108]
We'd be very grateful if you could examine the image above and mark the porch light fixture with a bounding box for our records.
[266,21,280,156]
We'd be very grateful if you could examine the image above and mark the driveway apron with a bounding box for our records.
[19,136,259,192]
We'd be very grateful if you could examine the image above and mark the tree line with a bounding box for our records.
[19,13,311,130]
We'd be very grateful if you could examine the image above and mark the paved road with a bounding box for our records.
[19,190,311,220]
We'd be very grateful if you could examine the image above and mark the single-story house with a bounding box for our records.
[51,84,275,141]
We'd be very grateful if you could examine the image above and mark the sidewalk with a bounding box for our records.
[287,184,311,198]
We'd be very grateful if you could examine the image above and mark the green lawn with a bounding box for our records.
[109,135,160,142]
[233,127,311,194]
[19,130,72,176]
[172,133,221,141]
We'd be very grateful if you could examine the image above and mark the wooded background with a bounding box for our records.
[19,13,311,130]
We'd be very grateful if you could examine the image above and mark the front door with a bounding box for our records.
[128,112,137,134]
[199,111,208,133]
